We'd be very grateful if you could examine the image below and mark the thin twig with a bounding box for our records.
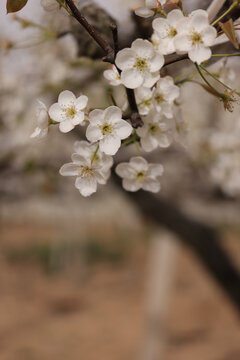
[109,23,119,55]
[64,0,115,63]
[207,0,226,23]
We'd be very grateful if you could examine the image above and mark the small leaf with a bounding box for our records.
[219,19,239,50]
[6,0,28,13]
[164,0,183,11]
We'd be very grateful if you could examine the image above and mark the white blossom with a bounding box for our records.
[49,90,88,133]
[30,100,49,139]
[135,87,153,115]
[135,0,167,18]
[103,65,122,86]
[152,9,185,55]
[153,76,180,118]
[116,156,164,193]
[40,0,60,12]
[115,39,164,89]
[136,110,172,152]
[59,141,113,197]
[174,9,217,64]
[86,106,132,155]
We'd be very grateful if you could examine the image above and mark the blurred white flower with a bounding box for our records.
[60,141,113,197]
[116,156,164,192]
[135,0,166,18]
[103,65,122,86]
[152,9,185,55]
[115,39,164,89]
[40,0,60,12]
[153,76,180,118]
[174,9,217,64]
[30,101,49,140]
[86,106,132,155]
[135,87,153,115]
[49,90,88,133]
[136,110,172,152]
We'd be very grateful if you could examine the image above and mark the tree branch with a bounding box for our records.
[64,0,115,63]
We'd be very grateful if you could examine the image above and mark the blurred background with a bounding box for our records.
[1,0,240,359]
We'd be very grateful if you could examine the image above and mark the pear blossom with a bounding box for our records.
[49,90,88,133]
[153,76,180,118]
[174,9,217,64]
[152,9,185,55]
[135,87,153,115]
[136,110,172,152]
[86,106,132,155]
[103,65,122,86]
[135,0,166,18]
[60,141,113,197]
[116,156,164,193]
[30,100,49,139]
[115,39,164,89]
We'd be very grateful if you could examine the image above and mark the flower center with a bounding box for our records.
[191,32,202,45]
[66,106,77,118]
[134,58,148,72]
[141,98,152,108]
[155,93,165,104]
[149,123,159,135]
[136,170,146,180]
[80,165,93,178]
[101,122,112,135]
[169,27,177,38]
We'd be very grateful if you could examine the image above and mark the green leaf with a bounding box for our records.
[6,0,28,13]
[219,19,239,50]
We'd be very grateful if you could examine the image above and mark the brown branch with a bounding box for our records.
[64,0,115,63]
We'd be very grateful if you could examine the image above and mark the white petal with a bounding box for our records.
[130,156,148,171]
[72,112,84,125]
[148,164,164,177]
[89,109,104,125]
[104,106,122,124]
[149,53,164,72]
[135,7,154,18]
[188,45,211,64]
[58,90,76,108]
[94,171,107,185]
[167,9,184,27]
[74,140,92,156]
[71,153,88,165]
[59,163,79,176]
[174,34,192,52]
[201,26,217,46]
[30,127,42,139]
[157,133,171,147]
[190,11,209,32]
[146,0,158,7]
[115,163,136,179]
[86,125,103,142]
[143,71,160,88]
[121,68,144,89]
[114,120,132,139]
[59,120,75,133]
[136,123,148,137]
[142,178,160,193]
[141,135,158,152]
[156,37,176,55]
[75,95,88,111]
[123,178,142,192]
[115,48,136,70]
[99,135,121,155]
[49,103,66,123]
[75,177,97,197]
[152,18,169,38]
[132,39,154,59]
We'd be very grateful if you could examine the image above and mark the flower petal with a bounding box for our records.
[130,156,148,171]
[174,34,192,52]
[75,177,97,197]
[71,153,88,165]
[132,39,154,59]
[86,125,103,142]
[143,71,160,88]
[167,9,184,27]
[75,95,88,111]
[190,11,209,32]
[142,178,160,193]
[114,120,132,139]
[188,45,211,64]
[89,109,104,125]
[148,163,164,177]
[115,163,136,179]
[58,90,76,108]
[121,68,144,89]
[49,103,66,123]
[59,120,75,133]
[148,53,164,72]
[99,135,121,155]
[104,106,122,124]
[135,7,154,18]
[123,178,142,192]
[201,26,217,46]
[141,135,158,152]
[156,133,171,147]
[59,163,79,176]
[72,112,84,125]
[115,48,136,70]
